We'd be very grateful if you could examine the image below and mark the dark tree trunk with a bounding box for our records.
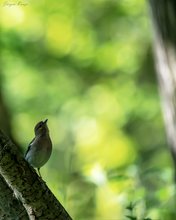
[0,129,72,220]
[149,0,176,181]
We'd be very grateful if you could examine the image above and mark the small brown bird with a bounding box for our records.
[25,119,52,177]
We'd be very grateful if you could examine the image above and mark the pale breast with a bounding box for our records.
[26,136,52,168]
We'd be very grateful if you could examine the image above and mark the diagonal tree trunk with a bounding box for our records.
[0,174,28,219]
[0,129,72,220]
[149,0,176,181]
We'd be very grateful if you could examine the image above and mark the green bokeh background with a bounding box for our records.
[0,0,173,219]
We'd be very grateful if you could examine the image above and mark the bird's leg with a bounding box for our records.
[37,168,42,178]
[37,168,46,183]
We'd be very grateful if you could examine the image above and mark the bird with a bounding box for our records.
[25,119,52,177]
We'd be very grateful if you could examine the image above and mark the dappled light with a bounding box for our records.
[0,0,172,219]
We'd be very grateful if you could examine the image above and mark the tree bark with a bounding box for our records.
[149,0,176,181]
[0,129,72,220]
[0,174,28,219]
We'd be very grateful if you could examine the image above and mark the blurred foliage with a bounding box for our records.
[0,0,174,219]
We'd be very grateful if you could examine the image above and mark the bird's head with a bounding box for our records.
[34,119,49,136]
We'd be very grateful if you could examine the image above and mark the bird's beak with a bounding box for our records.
[43,119,48,124]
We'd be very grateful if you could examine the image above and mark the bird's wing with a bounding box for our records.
[25,138,35,157]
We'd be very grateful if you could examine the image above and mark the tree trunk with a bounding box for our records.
[149,0,176,181]
[0,129,72,220]
[0,174,28,219]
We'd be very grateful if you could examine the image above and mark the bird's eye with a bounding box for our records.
[36,122,43,130]
[39,123,43,128]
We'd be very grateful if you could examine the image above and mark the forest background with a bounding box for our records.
[0,0,173,219]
